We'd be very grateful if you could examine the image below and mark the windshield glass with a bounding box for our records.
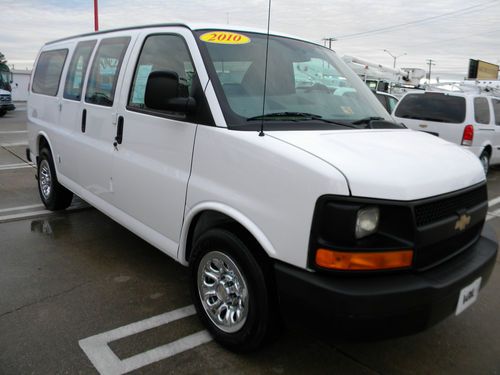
[196,30,390,129]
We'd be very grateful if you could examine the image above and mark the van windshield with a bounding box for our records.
[196,30,390,130]
[395,93,466,123]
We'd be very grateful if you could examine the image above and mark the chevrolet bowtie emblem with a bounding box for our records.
[455,214,471,231]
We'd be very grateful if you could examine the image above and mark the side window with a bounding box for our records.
[32,49,68,96]
[85,37,130,106]
[492,99,500,125]
[64,40,97,101]
[474,97,490,124]
[128,34,196,110]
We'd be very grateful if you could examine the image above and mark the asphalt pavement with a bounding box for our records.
[0,106,499,374]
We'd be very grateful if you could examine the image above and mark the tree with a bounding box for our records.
[0,52,6,64]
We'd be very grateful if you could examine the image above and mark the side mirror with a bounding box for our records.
[144,70,196,113]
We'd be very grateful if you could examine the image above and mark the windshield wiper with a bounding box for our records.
[247,112,359,128]
[351,116,384,125]
[247,112,323,121]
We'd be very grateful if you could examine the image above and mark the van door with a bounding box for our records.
[59,39,97,183]
[111,31,209,256]
[78,36,131,202]
[473,96,497,162]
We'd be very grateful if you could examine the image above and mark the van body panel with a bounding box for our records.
[186,125,350,268]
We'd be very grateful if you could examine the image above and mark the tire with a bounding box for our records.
[0,110,6,117]
[37,147,73,210]
[479,151,490,175]
[189,227,276,352]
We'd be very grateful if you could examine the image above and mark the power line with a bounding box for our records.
[336,0,498,40]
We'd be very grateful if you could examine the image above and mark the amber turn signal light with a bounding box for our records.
[315,248,413,270]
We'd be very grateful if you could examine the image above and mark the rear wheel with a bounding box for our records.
[479,150,490,175]
[37,147,73,210]
[0,110,6,117]
[190,227,276,352]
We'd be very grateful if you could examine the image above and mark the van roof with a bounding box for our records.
[404,91,500,100]
[45,22,316,47]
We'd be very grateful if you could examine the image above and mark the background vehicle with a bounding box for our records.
[0,64,16,117]
[393,91,500,173]
[374,91,399,113]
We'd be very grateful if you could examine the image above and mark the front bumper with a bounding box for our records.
[0,103,16,111]
[275,224,498,339]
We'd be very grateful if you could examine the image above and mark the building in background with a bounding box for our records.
[11,69,31,101]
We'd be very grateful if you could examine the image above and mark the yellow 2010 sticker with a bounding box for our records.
[200,31,251,45]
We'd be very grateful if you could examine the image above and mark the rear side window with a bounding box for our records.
[32,49,68,96]
[492,99,500,125]
[387,96,398,113]
[85,37,130,106]
[474,97,490,124]
[395,93,466,123]
[64,40,97,101]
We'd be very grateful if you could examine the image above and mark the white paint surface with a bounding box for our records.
[0,130,28,134]
[79,305,212,375]
[0,142,29,147]
[488,196,500,208]
[0,163,34,171]
[0,203,44,213]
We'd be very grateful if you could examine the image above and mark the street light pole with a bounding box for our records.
[383,49,406,69]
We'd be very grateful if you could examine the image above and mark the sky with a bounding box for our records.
[2,0,499,79]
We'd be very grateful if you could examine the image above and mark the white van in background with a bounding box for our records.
[27,24,497,352]
[393,91,500,173]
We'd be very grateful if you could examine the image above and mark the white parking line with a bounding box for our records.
[0,203,44,214]
[79,305,212,375]
[0,142,29,147]
[0,130,27,134]
[0,163,34,171]
[488,196,500,208]
[0,210,52,223]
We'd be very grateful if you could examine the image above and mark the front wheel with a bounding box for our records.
[190,227,275,352]
[38,148,73,210]
[479,151,490,175]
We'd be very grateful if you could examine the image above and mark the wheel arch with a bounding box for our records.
[179,203,277,266]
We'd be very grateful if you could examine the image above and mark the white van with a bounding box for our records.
[27,24,497,351]
[393,91,500,173]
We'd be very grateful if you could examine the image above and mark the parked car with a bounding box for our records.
[27,24,497,351]
[374,91,398,113]
[393,91,500,173]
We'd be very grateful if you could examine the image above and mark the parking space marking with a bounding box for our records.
[79,305,212,375]
[488,196,500,208]
[0,209,52,223]
[0,142,28,147]
[0,163,34,171]
[0,203,44,214]
[0,130,27,134]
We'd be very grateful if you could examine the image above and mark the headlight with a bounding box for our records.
[355,206,379,239]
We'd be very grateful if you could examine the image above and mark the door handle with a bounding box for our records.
[114,116,124,147]
[81,109,87,133]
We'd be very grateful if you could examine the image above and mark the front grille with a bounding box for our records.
[415,223,482,269]
[414,185,487,227]
[0,94,11,102]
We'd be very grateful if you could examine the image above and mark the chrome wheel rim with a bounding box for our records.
[197,251,248,333]
[39,160,52,200]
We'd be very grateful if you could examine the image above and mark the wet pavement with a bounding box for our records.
[1,107,499,374]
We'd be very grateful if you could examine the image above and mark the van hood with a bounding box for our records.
[270,129,485,201]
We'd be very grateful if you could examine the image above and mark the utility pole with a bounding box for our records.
[426,59,436,82]
[322,37,336,49]
[383,49,406,69]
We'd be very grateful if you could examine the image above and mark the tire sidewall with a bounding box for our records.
[480,151,490,175]
[190,228,270,352]
[38,148,58,210]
